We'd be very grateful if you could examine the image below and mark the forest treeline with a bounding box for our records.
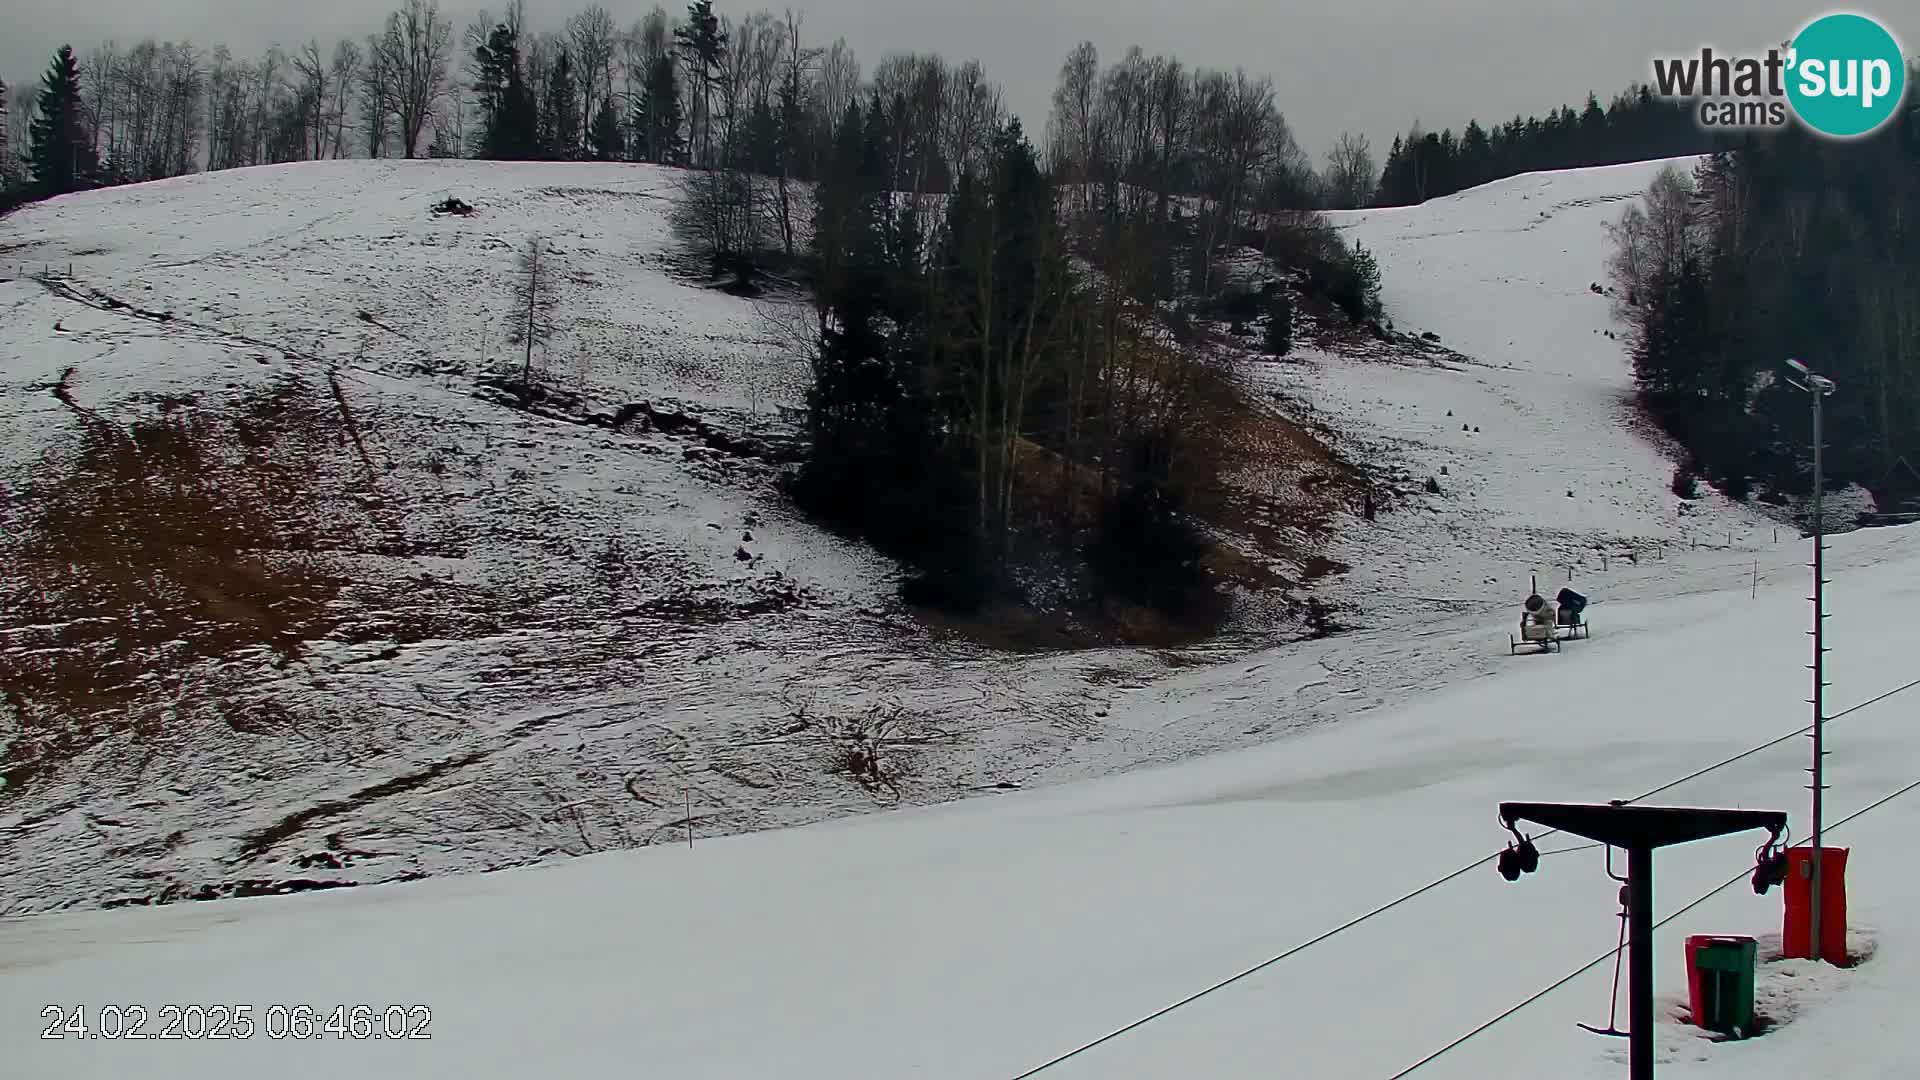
[1606,77,1920,515]
[1366,86,1732,208]
[2,0,1759,215]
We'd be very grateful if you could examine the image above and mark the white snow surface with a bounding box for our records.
[3,153,1902,1065]
[1285,157,1778,604]
[2,518,1915,1079]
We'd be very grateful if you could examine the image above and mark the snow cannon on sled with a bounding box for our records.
[1509,584,1589,655]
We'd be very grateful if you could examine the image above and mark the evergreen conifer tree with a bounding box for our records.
[473,24,538,159]
[588,99,623,161]
[541,49,581,160]
[632,53,683,163]
[29,46,98,196]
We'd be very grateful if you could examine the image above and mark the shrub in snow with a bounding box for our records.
[1425,476,1442,494]
[1304,596,1344,639]
[1264,293,1294,356]
[1672,465,1701,500]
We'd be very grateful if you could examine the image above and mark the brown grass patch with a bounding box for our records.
[0,374,377,793]
[906,342,1360,649]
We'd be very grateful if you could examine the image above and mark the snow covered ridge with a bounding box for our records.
[0,156,1798,914]
[2,522,1916,1079]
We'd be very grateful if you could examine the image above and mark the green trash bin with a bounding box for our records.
[1687,935,1758,1037]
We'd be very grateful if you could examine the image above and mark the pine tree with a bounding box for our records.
[588,98,622,161]
[1631,256,1712,425]
[29,46,98,196]
[674,1,727,166]
[498,65,539,160]
[1579,93,1608,164]
[473,23,537,160]
[632,53,683,164]
[1459,120,1491,190]
[541,49,581,160]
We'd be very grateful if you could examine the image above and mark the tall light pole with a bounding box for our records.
[1785,357,1834,963]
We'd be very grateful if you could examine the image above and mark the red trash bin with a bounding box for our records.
[1684,935,1711,1021]
[1782,847,1848,961]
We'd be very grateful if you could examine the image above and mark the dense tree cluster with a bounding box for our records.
[786,39,1386,620]
[1609,78,1920,510]
[1373,86,1726,207]
[798,102,1224,616]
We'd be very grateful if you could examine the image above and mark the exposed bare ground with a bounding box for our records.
[2,366,786,800]
[0,372,370,791]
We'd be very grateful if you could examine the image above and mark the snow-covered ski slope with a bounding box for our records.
[3,523,1915,1079]
[0,155,1852,924]
[0,159,812,416]
[1277,157,1775,605]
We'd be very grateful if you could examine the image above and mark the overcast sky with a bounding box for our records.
[0,0,1892,158]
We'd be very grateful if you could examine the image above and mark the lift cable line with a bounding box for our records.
[1383,773,1920,1080]
[1006,840,1603,1080]
[1004,675,1920,1080]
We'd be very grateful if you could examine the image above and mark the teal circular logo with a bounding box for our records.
[1786,12,1908,138]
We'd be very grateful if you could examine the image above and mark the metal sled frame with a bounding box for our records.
[1510,613,1589,654]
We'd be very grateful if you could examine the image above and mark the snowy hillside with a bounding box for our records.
[1277,157,1777,608]
[3,517,1914,1079]
[0,159,1332,912]
[0,156,1835,918]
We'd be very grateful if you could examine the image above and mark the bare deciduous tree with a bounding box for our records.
[376,0,452,158]
[1324,131,1375,210]
[1605,163,1701,341]
[327,39,362,158]
[359,31,397,157]
[942,60,1003,186]
[1046,41,1100,214]
[0,79,12,193]
[509,236,561,385]
[291,41,331,160]
[814,37,859,124]
[567,5,618,145]
[249,45,284,166]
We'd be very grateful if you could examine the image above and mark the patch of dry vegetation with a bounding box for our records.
[0,371,431,793]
